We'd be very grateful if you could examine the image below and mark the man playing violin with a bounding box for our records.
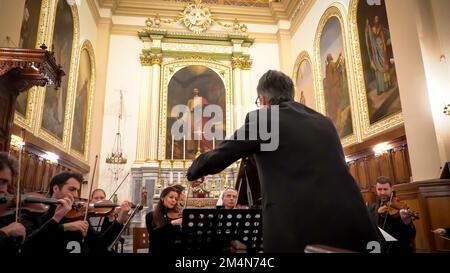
[368,176,416,253]
[0,152,26,253]
[21,172,133,254]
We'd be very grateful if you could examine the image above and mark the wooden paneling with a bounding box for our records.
[345,127,412,205]
[394,180,450,253]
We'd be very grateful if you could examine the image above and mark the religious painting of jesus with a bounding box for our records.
[166,65,226,160]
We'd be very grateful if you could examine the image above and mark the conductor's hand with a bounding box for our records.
[190,177,205,188]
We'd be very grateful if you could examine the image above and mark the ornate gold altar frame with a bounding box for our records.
[14,0,52,132]
[314,4,360,147]
[34,0,80,151]
[292,51,318,110]
[158,59,233,162]
[69,40,96,162]
[348,0,403,140]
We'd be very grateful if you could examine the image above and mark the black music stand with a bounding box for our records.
[181,208,263,253]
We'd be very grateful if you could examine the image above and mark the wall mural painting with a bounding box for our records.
[16,0,43,116]
[166,65,226,160]
[357,0,401,124]
[296,59,315,109]
[320,16,353,138]
[71,47,91,154]
[41,0,73,140]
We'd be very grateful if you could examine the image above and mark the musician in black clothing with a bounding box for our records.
[368,176,416,253]
[21,172,132,254]
[145,186,182,254]
[0,153,26,254]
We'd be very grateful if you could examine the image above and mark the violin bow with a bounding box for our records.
[84,155,99,222]
[108,172,130,200]
[382,191,395,230]
[15,129,26,222]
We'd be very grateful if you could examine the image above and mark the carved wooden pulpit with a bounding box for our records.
[0,44,64,151]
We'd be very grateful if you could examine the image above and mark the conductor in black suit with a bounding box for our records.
[187,70,380,253]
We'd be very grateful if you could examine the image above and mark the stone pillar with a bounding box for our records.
[386,0,445,180]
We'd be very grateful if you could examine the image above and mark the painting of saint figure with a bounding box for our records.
[166,65,226,160]
[320,16,353,138]
[41,0,73,140]
[357,0,401,124]
[71,47,92,154]
[16,0,42,116]
[295,59,315,110]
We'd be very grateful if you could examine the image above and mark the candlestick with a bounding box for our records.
[183,135,186,160]
[171,135,174,160]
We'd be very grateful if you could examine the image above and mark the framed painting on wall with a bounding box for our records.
[159,60,232,161]
[292,51,316,110]
[314,5,359,146]
[70,40,95,162]
[350,0,403,139]
[36,0,79,150]
[14,0,50,132]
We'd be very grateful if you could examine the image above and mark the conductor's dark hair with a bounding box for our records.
[257,70,295,105]
[49,172,84,196]
[0,152,18,177]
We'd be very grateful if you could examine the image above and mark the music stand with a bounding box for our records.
[181,208,263,253]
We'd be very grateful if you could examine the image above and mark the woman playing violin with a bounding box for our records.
[145,186,182,254]
[368,176,416,253]
[20,172,132,254]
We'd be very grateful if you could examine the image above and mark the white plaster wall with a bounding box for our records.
[0,0,26,47]
[98,34,142,201]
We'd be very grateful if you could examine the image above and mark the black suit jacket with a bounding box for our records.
[187,101,380,253]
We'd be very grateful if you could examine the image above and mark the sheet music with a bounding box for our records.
[378,227,397,241]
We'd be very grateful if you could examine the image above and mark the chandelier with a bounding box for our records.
[106,90,127,170]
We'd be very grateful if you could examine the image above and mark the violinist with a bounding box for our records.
[145,186,182,254]
[21,172,132,254]
[0,153,26,253]
[368,176,416,253]
[89,189,114,232]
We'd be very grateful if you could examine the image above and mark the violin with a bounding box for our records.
[65,199,137,220]
[0,192,60,217]
[380,196,420,220]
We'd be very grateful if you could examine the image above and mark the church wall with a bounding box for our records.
[97,34,143,201]
[0,0,26,47]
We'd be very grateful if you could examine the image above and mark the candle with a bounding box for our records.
[171,135,174,160]
[213,136,215,150]
[170,171,173,184]
[178,171,181,184]
[183,135,186,160]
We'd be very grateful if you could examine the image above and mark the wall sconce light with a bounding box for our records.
[43,151,59,164]
[373,142,392,157]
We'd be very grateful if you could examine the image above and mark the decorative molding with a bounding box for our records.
[86,0,101,24]
[140,51,163,66]
[290,0,315,36]
[231,55,252,70]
